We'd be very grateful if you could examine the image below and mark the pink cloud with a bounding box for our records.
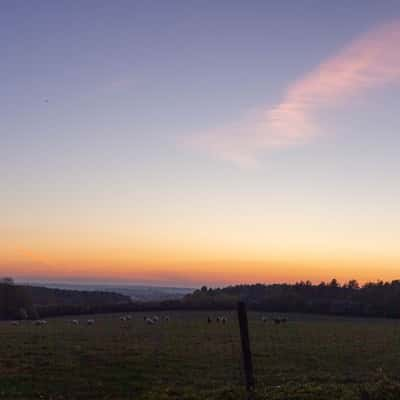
[187,19,400,165]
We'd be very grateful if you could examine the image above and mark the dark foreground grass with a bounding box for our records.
[1,311,400,399]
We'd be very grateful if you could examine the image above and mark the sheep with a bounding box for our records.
[207,316,212,324]
[126,315,132,320]
[71,320,79,325]
[34,320,47,326]
[120,316,127,322]
[145,317,155,325]
[221,316,227,324]
[261,316,268,323]
[87,319,95,325]
[152,315,159,322]
[11,321,20,326]
[164,315,170,322]
[216,316,221,323]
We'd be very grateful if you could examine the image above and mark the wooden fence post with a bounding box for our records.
[237,301,255,399]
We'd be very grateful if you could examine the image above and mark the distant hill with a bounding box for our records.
[0,279,131,320]
[27,282,194,302]
[24,285,130,307]
[2,278,196,320]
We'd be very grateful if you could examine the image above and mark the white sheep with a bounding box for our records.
[120,316,127,322]
[126,315,132,320]
[152,315,159,322]
[87,319,95,325]
[145,317,155,325]
[71,320,79,325]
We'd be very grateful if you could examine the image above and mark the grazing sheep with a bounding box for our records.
[120,316,127,322]
[71,320,79,325]
[221,316,227,324]
[145,317,155,325]
[164,315,170,322]
[87,319,95,325]
[11,321,20,326]
[126,315,132,320]
[216,316,221,323]
[152,315,159,322]
[34,320,47,326]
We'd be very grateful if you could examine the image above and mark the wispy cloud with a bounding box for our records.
[186,19,400,166]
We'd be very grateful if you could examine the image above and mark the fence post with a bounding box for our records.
[237,301,255,399]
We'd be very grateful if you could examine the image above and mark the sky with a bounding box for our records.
[1,1,400,287]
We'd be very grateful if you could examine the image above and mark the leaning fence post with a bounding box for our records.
[237,301,255,399]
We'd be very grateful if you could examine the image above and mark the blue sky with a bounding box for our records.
[1,1,400,285]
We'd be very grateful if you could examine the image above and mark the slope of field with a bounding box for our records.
[1,312,400,399]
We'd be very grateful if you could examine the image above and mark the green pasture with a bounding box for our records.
[1,311,400,399]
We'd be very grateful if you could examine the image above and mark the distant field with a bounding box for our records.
[1,311,400,399]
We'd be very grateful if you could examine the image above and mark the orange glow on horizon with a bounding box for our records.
[3,247,399,286]
[2,197,399,286]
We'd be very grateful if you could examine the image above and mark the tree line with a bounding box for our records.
[4,277,400,320]
[183,279,400,318]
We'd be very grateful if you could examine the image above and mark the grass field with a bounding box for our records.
[2,311,400,400]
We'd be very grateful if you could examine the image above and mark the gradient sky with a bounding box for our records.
[1,1,400,286]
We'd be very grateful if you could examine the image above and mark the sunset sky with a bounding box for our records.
[1,1,400,287]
